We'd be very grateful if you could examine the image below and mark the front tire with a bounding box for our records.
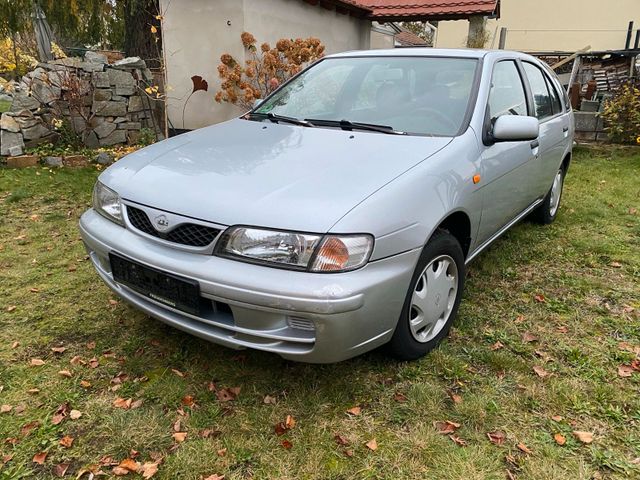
[531,166,565,224]
[388,230,465,361]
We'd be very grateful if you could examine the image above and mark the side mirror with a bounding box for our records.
[492,115,539,142]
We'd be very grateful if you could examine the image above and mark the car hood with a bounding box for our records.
[101,118,452,232]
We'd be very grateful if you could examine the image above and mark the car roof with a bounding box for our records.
[327,48,490,59]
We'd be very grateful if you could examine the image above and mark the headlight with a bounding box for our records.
[216,227,373,272]
[92,181,123,225]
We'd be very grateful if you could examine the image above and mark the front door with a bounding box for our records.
[476,60,539,246]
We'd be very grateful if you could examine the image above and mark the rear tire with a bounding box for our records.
[531,166,565,224]
[388,230,465,361]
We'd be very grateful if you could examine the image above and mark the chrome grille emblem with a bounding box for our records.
[154,214,170,231]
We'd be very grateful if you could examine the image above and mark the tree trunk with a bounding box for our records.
[123,0,161,68]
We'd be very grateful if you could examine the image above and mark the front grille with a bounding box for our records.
[126,206,221,247]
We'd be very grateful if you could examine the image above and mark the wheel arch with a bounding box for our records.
[433,210,472,259]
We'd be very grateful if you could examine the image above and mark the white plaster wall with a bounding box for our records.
[160,0,370,130]
[435,0,640,52]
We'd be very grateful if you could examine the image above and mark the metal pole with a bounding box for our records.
[634,29,640,49]
[498,27,507,49]
[625,21,634,49]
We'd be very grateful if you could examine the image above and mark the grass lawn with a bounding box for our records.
[0,147,639,479]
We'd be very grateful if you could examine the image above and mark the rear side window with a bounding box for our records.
[488,61,528,120]
[545,74,562,114]
[523,63,553,120]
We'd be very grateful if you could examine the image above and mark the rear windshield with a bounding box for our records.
[255,56,479,136]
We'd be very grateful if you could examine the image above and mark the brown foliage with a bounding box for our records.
[215,32,325,110]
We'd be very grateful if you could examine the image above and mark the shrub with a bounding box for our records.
[215,32,325,110]
[601,84,640,144]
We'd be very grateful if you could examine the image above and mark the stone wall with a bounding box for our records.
[1,52,161,156]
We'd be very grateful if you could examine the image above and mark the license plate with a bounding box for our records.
[109,253,201,315]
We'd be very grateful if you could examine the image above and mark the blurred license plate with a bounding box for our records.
[109,253,201,315]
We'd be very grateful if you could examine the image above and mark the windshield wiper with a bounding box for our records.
[247,112,315,127]
[304,119,407,135]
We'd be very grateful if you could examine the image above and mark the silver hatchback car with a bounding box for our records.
[80,49,573,363]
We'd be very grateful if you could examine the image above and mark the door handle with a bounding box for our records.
[563,126,569,132]
[530,140,540,149]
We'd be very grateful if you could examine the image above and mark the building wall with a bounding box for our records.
[160,0,370,130]
[435,0,640,52]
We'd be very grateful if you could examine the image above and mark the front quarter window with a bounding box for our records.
[254,56,479,136]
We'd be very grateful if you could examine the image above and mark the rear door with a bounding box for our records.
[476,59,539,245]
[521,62,570,197]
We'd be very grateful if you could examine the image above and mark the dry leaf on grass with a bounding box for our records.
[51,346,66,354]
[346,406,361,416]
[393,392,407,403]
[54,463,70,477]
[203,475,225,480]
[534,294,545,303]
[490,341,504,350]
[554,433,566,445]
[449,434,467,446]
[59,435,74,448]
[114,398,133,409]
[281,439,293,449]
[217,448,227,457]
[522,332,538,343]
[30,358,45,366]
[171,369,184,377]
[58,370,72,378]
[181,395,195,407]
[618,365,634,377]
[172,432,187,443]
[69,409,82,420]
[0,405,12,414]
[572,431,593,444]
[32,452,47,464]
[487,430,506,445]
[263,395,277,404]
[334,434,349,446]
[434,420,461,434]
[517,442,532,454]
[140,462,159,479]
[533,366,549,378]
[365,438,378,451]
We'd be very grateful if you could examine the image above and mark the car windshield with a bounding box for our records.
[253,56,478,136]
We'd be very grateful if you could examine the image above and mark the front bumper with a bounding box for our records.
[79,209,420,363]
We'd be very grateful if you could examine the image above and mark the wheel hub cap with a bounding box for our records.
[409,254,458,343]
[549,169,563,216]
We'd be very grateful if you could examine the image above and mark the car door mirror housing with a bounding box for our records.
[492,116,539,142]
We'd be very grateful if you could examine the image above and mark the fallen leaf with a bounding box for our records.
[449,392,463,404]
[263,395,277,404]
[506,470,516,480]
[69,409,82,420]
[51,403,69,425]
[171,369,184,377]
[217,448,227,457]
[203,475,225,480]
[449,434,467,446]
[58,370,72,378]
[554,433,566,445]
[346,406,361,416]
[59,435,74,448]
[172,432,187,443]
[20,420,40,436]
[89,357,99,369]
[30,358,45,366]
[131,399,143,409]
[199,428,221,439]
[181,395,195,407]
[53,463,70,477]
[344,449,354,457]
[0,404,12,414]
[618,365,634,377]
[113,398,133,410]
[334,434,349,446]
[216,388,238,402]
[51,346,66,354]
[551,415,563,422]
[556,326,568,334]
[285,415,296,429]
[86,341,96,350]
[11,341,19,349]
[14,404,25,414]
[140,462,159,479]
[6,306,16,312]
[112,466,130,476]
[365,438,378,451]
[517,442,532,454]
[80,380,92,388]
[522,331,538,343]
[30,287,40,293]
[27,388,40,394]
[33,451,47,464]
[533,366,549,378]
[572,431,593,444]
[490,341,504,350]
[281,439,293,449]
[629,207,638,215]
[487,430,506,445]
[393,392,407,403]
[610,261,622,268]
[534,294,545,303]
[434,420,461,434]
[118,458,140,472]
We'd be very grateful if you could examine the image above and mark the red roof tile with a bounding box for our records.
[395,30,428,46]
[357,1,500,20]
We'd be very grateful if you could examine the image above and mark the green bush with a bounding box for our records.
[601,84,640,144]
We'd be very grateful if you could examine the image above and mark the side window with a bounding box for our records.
[488,61,528,120]
[545,74,562,114]
[523,63,553,120]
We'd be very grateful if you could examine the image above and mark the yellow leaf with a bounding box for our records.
[150,25,158,34]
